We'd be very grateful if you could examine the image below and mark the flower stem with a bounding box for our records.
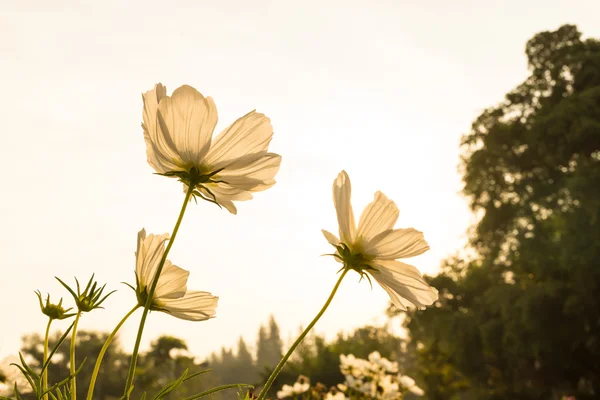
[42,318,52,400]
[69,311,81,400]
[86,305,139,400]
[256,268,350,400]
[122,185,195,398]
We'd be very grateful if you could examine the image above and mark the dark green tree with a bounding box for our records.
[403,24,600,400]
[277,325,408,390]
[20,330,127,400]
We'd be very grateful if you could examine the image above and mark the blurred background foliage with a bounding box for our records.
[4,23,599,400]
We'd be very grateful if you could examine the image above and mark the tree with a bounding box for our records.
[256,315,283,372]
[277,325,408,390]
[403,24,600,399]
[20,330,127,400]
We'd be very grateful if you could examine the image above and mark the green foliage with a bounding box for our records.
[277,325,408,391]
[403,24,600,400]
[14,316,409,400]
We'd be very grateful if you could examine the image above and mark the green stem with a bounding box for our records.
[69,311,81,400]
[123,185,195,398]
[42,318,52,400]
[86,305,139,400]
[256,268,350,400]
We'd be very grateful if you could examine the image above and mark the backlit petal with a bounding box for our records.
[136,229,170,290]
[156,85,218,166]
[142,84,181,172]
[322,229,340,247]
[161,291,219,321]
[153,261,189,300]
[364,228,429,259]
[215,152,282,189]
[369,260,438,310]
[356,191,399,243]
[205,110,273,164]
[332,171,356,243]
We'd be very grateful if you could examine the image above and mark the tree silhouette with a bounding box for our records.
[403,24,600,400]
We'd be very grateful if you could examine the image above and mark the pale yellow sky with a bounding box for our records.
[1,0,599,361]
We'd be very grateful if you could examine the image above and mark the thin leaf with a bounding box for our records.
[41,322,74,373]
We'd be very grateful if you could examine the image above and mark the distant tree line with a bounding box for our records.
[13,316,415,399]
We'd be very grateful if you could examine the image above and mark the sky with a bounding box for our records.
[1,0,599,362]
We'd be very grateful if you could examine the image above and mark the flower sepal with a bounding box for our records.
[34,291,76,320]
[56,274,115,313]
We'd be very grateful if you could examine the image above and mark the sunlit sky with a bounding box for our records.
[1,0,599,361]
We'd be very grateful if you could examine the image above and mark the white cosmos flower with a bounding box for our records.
[142,83,282,214]
[322,171,438,310]
[134,229,218,321]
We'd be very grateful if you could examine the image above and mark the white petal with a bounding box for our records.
[322,229,340,247]
[143,136,179,174]
[356,191,399,243]
[194,183,252,214]
[160,291,219,321]
[206,184,254,201]
[215,152,282,190]
[153,260,189,300]
[205,110,273,164]
[142,83,166,140]
[364,228,429,259]
[332,170,356,243]
[369,260,438,310]
[142,84,182,172]
[156,85,218,166]
[136,230,170,290]
[217,199,238,214]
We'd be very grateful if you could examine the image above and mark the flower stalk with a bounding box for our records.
[42,318,52,400]
[87,305,139,400]
[122,184,195,398]
[69,311,81,400]
[256,268,350,400]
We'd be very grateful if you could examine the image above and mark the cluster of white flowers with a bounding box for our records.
[276,352,424,400]
[277,376,311,399]
[339,352,423,399]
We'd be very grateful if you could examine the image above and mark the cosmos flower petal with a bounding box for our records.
[322,230,340,247]
[356,191,399,242]
[160,291,219,321]
[215,152,282,188]
[364,228,429,259]
[157,85,218,165]
[142,83,182,172]
[136,229,170,290]
[332,170,356,243]
[205,110,273,164]
[143,135,180,174]
[373,259,431,286]
[369,262,438,310]
[194,184,254,215]
[153,261,189,300]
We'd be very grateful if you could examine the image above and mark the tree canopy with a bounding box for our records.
[403,24,600,400]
